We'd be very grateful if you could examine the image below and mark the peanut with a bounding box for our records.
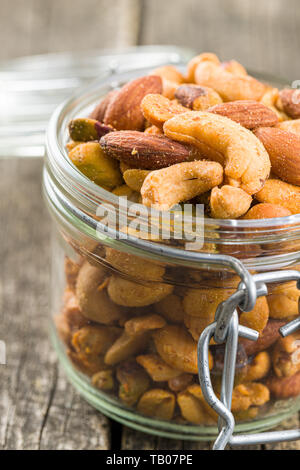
[136,354,181,381]
[137,389,175,420]
[141,94,187,129]
[210,185,252,219]
[272,332,300,377]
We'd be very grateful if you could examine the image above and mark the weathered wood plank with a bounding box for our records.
[0,159,111,449]
[139,0,300,81]
[0,0,140,60]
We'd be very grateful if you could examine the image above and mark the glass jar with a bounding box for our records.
[43,66,300,441]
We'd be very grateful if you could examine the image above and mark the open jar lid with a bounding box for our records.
[0,45,195,158]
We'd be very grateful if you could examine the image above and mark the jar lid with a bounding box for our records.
[0,45,195,158]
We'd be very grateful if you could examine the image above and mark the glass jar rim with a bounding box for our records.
[45,64,300,270]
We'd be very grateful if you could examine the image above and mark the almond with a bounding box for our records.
[279,88,300,119]
[89,90,118,122]
[208,101,278,129]
[104,75,162,131]
[254,127,300,185]
[100,131,199,169]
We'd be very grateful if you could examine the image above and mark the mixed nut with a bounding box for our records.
[54,53,300,425]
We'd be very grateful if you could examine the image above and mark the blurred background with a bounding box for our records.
[1,0,300,451]
[1,0,299,78]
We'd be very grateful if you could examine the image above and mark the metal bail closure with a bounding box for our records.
[197,269,300,450]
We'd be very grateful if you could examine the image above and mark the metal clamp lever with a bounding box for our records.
[198,269,300,450]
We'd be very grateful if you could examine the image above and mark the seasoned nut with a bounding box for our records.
[239,296,269,333]
[240,319,285,356]
[68,349,108,376]
[92,369,114,390]
[66,140,81,152]
[211,343,248,378]
[151,65,184,100]
[144,125,164,135]
[277,119,300,135]
[209,101,278,129]
[155,294,184,324]
[241,351,271,382]
[153,325,213,374]
[256,179,300,214]
[112,184,139,200]
[141,160,223,210]
[272,332,300,377]
[177,384,217,424]
[267,281,299,319]
[164,111,270,195]
[183,287,233,318]
[76,261,124,324]
[184,313,213,341]
[243,203,292,219]
[168,373,193,392]
[231,383,270,412]
[136,354,181,381]
[68,118,114,142]
[195,60,266,101]
[89,90,118,122]
[175,84,222,111]
[124,314,166,336]
[104,331,148,365]
[254,127,300,186]
[186,52,220,83]
[221,60,247,76]
[266,371,300,398]
[107,275,173,307]
[100,131,200,170]
[72,325,121,356]
[117,360,150,406]
[104,75,163,131]
[55,291,87,345]
[279,88,300,119]
[210,185,252,219]
[105,248,165,281]
[123,169,150,192]
[141,94,187,129]
[260,88,289,122]
[137,389,175,420]
[69,142,122,188]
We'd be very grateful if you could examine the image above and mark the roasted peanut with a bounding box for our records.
[141,94,187,129]
[69,142,122,188]
[107,275,173,307]
[68,349,108,376]
[104,331,148,366]
[183,287,232,318]
[195,59,266,102]
[64,257,81,292]
[117,360,150,406]
[123,169,151,192]
[239,296,269,333]
[175,84,223,111]
[141,160,223,210]
[267,281,300,319]
[231,383,270,412]
[76,261,124,324]
[256,179,300,214]
[272,332,300,377]
[92,369,114,390]
[210,185,252,219]
[184,313,213,341]
[153,325,213,374]
[136,354,181,381]
[72,325,121,357]
[124,314,166,336]
[137,389,176,420]
[164,111,270,195]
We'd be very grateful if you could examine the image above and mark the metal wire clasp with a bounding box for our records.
[198,270,300,450]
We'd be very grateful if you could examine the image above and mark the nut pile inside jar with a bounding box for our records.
[54,52,300,425]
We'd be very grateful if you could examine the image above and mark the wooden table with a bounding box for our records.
[0,0,299,450]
